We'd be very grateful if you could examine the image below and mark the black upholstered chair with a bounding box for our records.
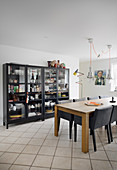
[73,97,86,102]
[58,100,73,139]
[74,106,113,151]
[99,95,109,99]
[87,96,99,100]
[109,105,117,142]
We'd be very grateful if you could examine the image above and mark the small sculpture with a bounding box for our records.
[50,60,56,67]
[60,63,66,68]
[47,60,66,68]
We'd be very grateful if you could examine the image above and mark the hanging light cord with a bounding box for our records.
[92,43,98,57]
[101,50,109,54]
[76,72,84,77]
[109,48,111,69]
[91,43,110,58]
[90,43,92,67]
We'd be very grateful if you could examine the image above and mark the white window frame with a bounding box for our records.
[111,63,117,91]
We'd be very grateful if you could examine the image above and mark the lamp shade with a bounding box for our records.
[87,67,93,79]
[73,69,78,76]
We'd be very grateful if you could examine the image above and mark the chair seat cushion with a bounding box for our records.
[58,111,73,121]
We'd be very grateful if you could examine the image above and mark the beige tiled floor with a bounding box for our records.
[0,118,117,170]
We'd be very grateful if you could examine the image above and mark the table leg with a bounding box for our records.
[82,114,89,153]
[55,105,58,136]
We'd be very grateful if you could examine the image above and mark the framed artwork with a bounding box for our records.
[94,70,106,85]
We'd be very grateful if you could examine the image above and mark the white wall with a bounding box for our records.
[79,58,117,98]
[0,45,79,120]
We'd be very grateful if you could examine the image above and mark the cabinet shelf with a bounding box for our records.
[28,83,42,85]
[8,101,25,103]
[45,111,54,114]
[45,92,57,95]
[9,92,25,94]
[58,97,69,99]
[28,92,41,94]
[8,83,25,85]
[58,83,69,85]
[45,98,57,100]
[58,90,69,93]
[28,99,42,102]
[45,76,56,78]
[45,83,57,84]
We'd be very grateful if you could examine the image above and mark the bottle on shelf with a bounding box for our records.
[19,85,22,92]
[37,103,40,112]
[8,66,11,75]
[31,73,35,83]
[30,84,32,92]
[36,85,40,92]
[35,104,38,112]
[31,105,35,112]
[35,74,38,83]
[28,105,31,112]
[26,92,29,103]
[8,85,10,93]
[11,85,14,93]
[57,60,60,68]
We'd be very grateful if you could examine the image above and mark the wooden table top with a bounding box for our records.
[56,97,117,114]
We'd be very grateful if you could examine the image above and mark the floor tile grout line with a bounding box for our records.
[97,129,114,170]
[49,120,65,169]
[8,129,51,169]
[4,122,42,170]
[0,120,45,169]
[30,123,53,168]
[1,120,117,170]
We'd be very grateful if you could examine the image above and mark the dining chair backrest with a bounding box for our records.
[87,96,99,100]
[110,105,117,123]
[73,97,86,102]
[89,106,113,130]
[58,99,73,121]
[58,99,73,104]
[99,95,109,99]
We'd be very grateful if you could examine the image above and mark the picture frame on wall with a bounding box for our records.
[94,70,106,85]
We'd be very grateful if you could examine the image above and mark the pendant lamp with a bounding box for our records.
[87,38,94,79]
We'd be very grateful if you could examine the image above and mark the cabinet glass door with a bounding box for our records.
[8,65,25,120]
[58,69,69,100]
[44,68,57,114]
[27,67,42,117]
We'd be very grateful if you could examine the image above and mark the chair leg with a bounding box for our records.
[58,117,60,132]
[109,123,113,142]
[69,121,73,139]
[90,129,92,135]
[91,129,97,152]
[74,123,77,142]
[116,121,117,125]
[106,125,111,144]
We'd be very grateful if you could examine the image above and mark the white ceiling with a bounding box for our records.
[0,0,117,61]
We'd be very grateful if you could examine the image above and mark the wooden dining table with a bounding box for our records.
[54,97,117,153]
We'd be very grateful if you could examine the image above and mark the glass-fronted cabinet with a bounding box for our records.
[7,65,26,121]
[58,69,69,100]
[3,63,69,128]
[44,68,57,116]
[27,67,42,117]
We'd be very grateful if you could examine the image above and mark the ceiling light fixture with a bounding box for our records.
[87,38,94,79]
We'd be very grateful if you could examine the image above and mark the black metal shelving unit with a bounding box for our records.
[3,63,69,128]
